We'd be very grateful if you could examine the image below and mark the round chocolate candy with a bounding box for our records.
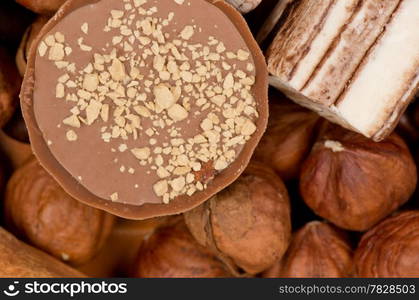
[21,0,268,219]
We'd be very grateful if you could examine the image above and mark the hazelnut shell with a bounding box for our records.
[0,227,85,277]
[0,130,32,170]
[0,48,20,128]
[226,0,262,13]
[184,162,291,275]
[300,125,417,231]
[354,211,419,277]
[134,219,231,278]
[252,92,320,180]
[20,0,269,220]
[264,221,353,278]
[78,217,168,277]
[4,158,115,265]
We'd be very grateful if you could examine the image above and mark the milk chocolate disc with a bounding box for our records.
[20,0,268,219]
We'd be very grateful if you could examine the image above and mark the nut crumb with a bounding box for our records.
[324,140,345,152]
[66,130,78,141]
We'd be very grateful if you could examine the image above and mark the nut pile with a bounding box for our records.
[0,0,417,279]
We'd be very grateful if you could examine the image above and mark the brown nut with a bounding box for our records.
[0,48,20,128]
[78,217,168,277]
[0,130,31,171]
[3,108,29,144]
[0,1,35,47]
[4,158,115,266]
[0,227,84,277]
[252,92,320,180]
[354,211,419,277]
[184,162,291,275]
[134,219,231,278]
[16,16,49,77]
[413,100,419,130]
[396,100,419,146]
[15,0,66,14]
[263,221,353,278]
[226,0,262,13]
[300,124,417,231]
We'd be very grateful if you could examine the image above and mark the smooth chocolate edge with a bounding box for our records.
[20,0,268,220]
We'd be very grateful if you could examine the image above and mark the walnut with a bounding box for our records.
[184,162,291,275]
[354,211,419,277]
[4,158,115,265]
[300,124,417,231]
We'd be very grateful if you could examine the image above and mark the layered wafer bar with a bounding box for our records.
[267,0,419,141]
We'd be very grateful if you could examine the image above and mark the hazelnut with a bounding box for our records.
[15,0,66,14]
[4,158,115,265]
[414,101,419,129]
[78,217,168,277]
[300,124,417,231]
[263,221,353,278]
[3,109,29,144]
[226,0,262,13]
[354,211,419,277]
[252,92,320,180]
[0,227,84,277]
[134,219,231,278]
[0,47,20,128]
[16,16,49,77]
[184,162,291,275]
[0,109,32,170]
[397,113,419,147]
[0,130,32,170]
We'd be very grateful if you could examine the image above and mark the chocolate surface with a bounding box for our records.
[21,0,268,219]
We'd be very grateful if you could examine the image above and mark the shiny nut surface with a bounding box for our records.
[354,211,419,277]
[300,124,417,231]
[264,221,353,278]
[185,162,291,275]
[4,158,115,265]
